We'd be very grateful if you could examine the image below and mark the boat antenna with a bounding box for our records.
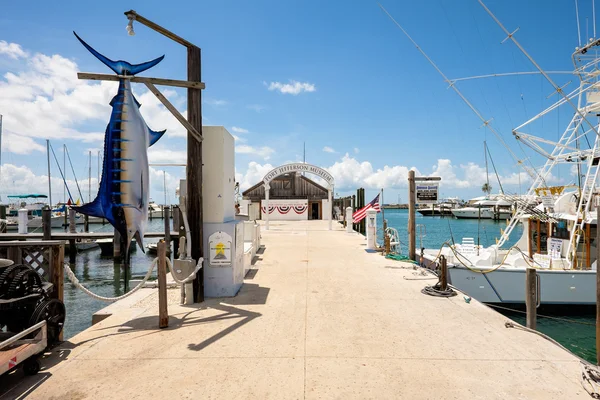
[576,0,582,47]
[594,0,597,39]
[377,3,534,180]
[478,0,600,138]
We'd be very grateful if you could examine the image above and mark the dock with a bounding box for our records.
[0,232,178,241]
[0,220,588,399]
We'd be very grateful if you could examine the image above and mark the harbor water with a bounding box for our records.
[378,208,596,364]
[58,219,169,340]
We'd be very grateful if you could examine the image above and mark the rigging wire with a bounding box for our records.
[377,2,534,180]
[49,143,74,203]
[478,0,600,139]
[485,142,505,194]
[64,145,84,201]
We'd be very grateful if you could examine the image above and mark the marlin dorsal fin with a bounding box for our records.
[74,32,164,76]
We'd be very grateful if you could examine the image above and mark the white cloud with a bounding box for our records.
[323,146,337,153]
[2,131,45,154]
[235,145,275,160]
[353,147,360,154]
[231,126,249,134]
[0,41,185,152]
[267,80,316,95]
[204,98,227,106]
[0,41,27,59]
[236,161,274,190]
[148,148,187,164]
[247,104,266,113]
[232,135,246,143]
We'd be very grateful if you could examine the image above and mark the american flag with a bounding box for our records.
[353,194,381,223]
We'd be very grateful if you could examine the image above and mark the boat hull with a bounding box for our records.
[447,266,595,305]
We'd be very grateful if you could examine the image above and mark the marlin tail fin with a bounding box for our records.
[74,32,164,76]
[72,198,105,219]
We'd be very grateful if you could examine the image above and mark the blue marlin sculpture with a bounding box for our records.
[73,32,166,255]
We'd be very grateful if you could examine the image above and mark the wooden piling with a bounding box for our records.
[158,240,169,328]
[50,244,64,340]
[526,267,537,330]
[68,208,76,234]
[440,255,448,291]
[0,205,5,233]
[164,206,171,249]
[113,228,121,261]
[408,170,416,261]
[84,215,89,232]
[188,45,204,303]
[42,208,51,240]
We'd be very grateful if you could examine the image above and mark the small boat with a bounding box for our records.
[96,238,138,256]
[146,242,171,255]
[64,239,99,252]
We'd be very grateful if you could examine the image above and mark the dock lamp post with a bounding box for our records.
[123,10,205,303]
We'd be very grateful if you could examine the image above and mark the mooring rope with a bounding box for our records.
[63,258,200,302]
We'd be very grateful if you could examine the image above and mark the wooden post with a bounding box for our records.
[113,228,121,261]
[42,208,51,240]
[84,215,89,233]
[164,206,171,248]
[0,205,5,233]
[188,45,204,303]
[440,255,448,291]
[525,267,537,330]
[68,208,76,234]
[50,244,64,340]
[63,211,68,231]
[172,205,180,256]
[158,240,169,328]
[408,170,416,261]
[596,205,600,364]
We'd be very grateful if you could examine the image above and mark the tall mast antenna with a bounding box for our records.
[576,0,582,46]
[377,2,533,179]
[594,0,597,38]
[478,0,600,138]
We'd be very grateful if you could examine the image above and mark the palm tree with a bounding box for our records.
[481,183,492,195]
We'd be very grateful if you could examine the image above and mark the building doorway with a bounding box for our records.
[309,201,321,220]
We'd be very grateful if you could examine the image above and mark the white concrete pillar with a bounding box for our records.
[18,208,28,234]
[328,189,332,231]
[264,183,270,230]
[366,209,378,250]
[345,206,353,233]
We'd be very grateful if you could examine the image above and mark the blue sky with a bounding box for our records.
[0,0,594,204]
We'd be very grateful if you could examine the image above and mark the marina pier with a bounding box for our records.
[1,220,588,399]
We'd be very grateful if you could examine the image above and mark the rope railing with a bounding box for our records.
[63,257,200,302]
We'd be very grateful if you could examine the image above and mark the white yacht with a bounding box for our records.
[451,197,512,220]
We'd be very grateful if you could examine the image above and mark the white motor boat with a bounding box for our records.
[451,198,512,220]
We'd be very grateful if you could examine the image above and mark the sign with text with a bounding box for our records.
[415,182,439,204]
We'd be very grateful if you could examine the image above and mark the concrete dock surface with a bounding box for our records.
[0,220,590,399]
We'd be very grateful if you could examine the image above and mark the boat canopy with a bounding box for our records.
[7,194,48,199]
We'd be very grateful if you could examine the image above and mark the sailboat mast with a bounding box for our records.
[88,151,92,202]
[163,170,167,206]
[63,144,66,204]
[46,139,52,207]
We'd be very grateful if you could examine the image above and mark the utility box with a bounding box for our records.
[201,126,244,297]
[202,126,236,224]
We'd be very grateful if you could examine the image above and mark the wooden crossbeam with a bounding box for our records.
[77,72,205,89]
[144,82,203,143]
